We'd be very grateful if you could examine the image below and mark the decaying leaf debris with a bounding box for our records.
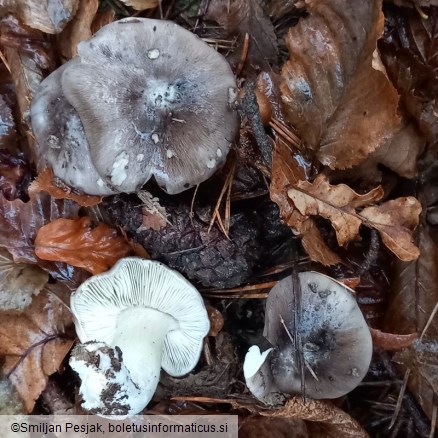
[0,0,437,435]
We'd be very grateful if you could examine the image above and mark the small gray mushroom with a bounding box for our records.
[69,257,210,416]
[31,18,239,196]
[244,272,373,402]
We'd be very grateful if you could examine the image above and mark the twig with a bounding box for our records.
[235,33,250,77]
[269,118,301,149]
[0,48,11,74]
[389,368,411,430]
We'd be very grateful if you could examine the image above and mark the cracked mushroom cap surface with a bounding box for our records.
[31,17,239,195]
[70,257,210,376]
[264,271,372,399]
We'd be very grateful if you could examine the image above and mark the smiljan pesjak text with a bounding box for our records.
[18,421,229,434]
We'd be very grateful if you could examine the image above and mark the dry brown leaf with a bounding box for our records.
[57,0,99,60]
[360,198,421,261]
[29,168,102,207]
[288,174,384,246]
[0,0,79,34]
[137,190,169,231]
[288,175,421,261]
[280,0,400,168]
[369,328,418,351]
[173,396,367,437]
[260,397,368,438]
[0,290,74,412]
[119,0,158,10]
[0,247,48,311]
[34,217,134,274]
[367,124,425,179]
[270,140,341,265]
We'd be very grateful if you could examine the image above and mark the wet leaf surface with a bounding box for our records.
[279,0,400,168]
[35,217,134,274]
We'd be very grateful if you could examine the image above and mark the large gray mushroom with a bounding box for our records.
[244,272,373,402]
[31,18,239,196]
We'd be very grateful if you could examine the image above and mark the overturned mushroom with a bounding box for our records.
[69,257,210,415]
[31,18,239,196]
[244,272,373,402]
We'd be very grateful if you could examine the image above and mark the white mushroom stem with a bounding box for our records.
[243,346,275,401]
[71,308,178,416]
[112,307,178,398]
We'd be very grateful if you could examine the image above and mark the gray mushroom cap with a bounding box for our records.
[31,18,239,195]
[244,271,373,401]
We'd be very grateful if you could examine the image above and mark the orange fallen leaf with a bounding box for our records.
[369,328,418,351]
[0,290,74,412]
[206,305,224,337]
[35,217,133,274]
[29,168,102,207]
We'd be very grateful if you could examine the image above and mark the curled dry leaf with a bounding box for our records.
[260,397,368,438]
[57,0,99,60]
[0,247,48,311]
[0,0,79,34]
[270,138,341,265]
[174,396,367,437]
[369,327,418,351]
[279,0,400,168]
[0,290,75,412]
[29,168,102,207]
[288,174,421,261]
[359,198,421,261]
[34,217,134,274]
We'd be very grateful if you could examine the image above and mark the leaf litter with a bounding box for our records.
[0,0,437,435]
